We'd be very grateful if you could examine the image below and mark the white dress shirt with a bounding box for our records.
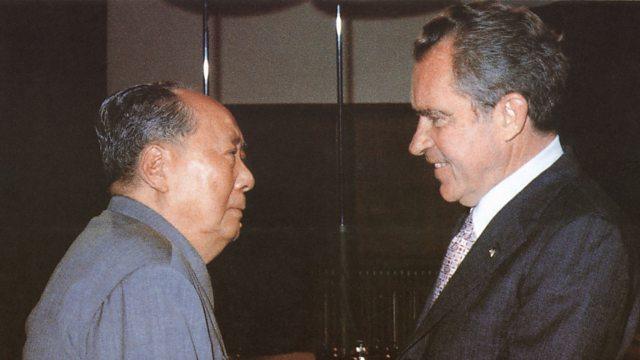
[471,136,564,238]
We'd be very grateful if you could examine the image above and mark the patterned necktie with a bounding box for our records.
[428,213,476,308]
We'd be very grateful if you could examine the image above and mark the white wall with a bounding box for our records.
[107,1,434,103]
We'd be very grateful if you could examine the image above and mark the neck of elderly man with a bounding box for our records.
[475,115,557,207]
[109,176,225,264]
[482,115,557,202]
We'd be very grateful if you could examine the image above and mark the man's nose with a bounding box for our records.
[236,159,255,192]
[408,119,434,156]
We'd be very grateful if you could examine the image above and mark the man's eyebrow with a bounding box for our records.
[231,136,242,146]
[232,137,248,150]
[415,108,452,118]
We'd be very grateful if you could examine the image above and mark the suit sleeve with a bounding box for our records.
[84,265,211,360]
[506,215,635,360]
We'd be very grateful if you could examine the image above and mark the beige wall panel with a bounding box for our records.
[107,1,437,103]
[108,0,202,94]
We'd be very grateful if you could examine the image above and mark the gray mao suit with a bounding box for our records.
[24,196,228,359]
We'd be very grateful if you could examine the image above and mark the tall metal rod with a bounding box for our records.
[335,2,352,356]
[202,0,210,95]
[336,5,345,224]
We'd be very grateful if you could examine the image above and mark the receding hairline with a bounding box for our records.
[412,37,485,114]
[172,88,228,113]
[172,88,240,134]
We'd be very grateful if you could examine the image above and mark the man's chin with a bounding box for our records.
[228,223,242,242]
[438,186,462,204]
[218,216,243,242]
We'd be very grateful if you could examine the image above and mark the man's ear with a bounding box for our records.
[495,93,529,142]
[138,144,170,193]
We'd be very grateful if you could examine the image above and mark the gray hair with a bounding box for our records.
[95,81,194,186]
[414,1,569,131]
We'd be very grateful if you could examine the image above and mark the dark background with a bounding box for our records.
[2,1,640,359]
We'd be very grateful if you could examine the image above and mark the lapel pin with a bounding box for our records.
[489,248,497,258]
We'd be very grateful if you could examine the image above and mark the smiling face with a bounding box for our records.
[409,39,507,207]
[166,90,254,260]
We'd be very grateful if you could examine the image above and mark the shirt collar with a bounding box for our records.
[472,135,563,238]
[107,195,213,297]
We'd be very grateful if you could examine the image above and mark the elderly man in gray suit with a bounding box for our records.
[399,2,640,359]
[24,82,254,359]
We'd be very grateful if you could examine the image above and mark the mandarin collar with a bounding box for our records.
[107,195,214,298]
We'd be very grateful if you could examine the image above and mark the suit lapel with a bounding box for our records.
[399,153,580,357]
[402,210,526,353]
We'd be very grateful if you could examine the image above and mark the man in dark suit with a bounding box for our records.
[24,82,254,359]
[400,2,640,359]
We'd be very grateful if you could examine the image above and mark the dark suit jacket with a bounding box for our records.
[399,154,640,360]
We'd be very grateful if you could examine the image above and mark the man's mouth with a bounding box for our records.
[434,162,448,169]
